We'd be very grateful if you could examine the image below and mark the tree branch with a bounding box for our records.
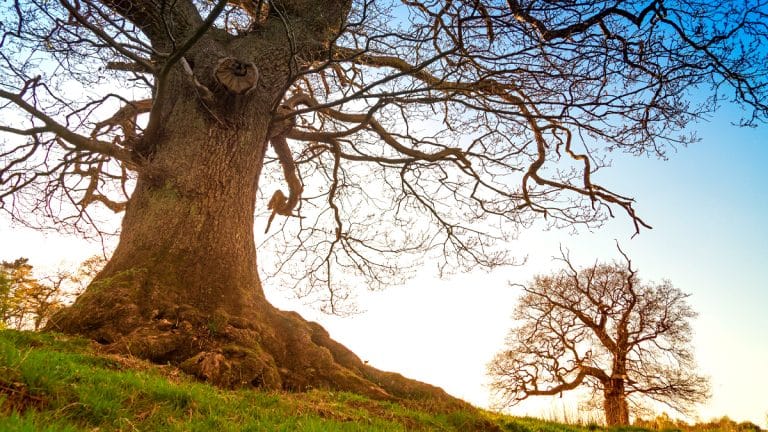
[0,89,133,163]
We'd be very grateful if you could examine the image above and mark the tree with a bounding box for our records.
[0,258,64,331]
[0,0,765,399]
[0,257,97,331]
[488,250,710,426]
[0,269,10,328]
[31,255,109,330]
[16,273,64,331]
[65,255,108,298]
[0,258,39,330]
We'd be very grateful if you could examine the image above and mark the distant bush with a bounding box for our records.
[634,414,765,432]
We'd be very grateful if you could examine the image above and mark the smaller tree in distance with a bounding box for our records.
[0,268,11,328]
[0,256,105,331]
[488,248,709,426]
[0,258,39,330]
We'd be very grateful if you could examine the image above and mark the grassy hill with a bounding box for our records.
[0,330,650,431]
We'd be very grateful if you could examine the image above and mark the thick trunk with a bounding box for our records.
[45,56,460,406]
[603,380,629,426]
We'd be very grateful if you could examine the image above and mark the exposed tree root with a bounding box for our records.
[46,270,465,408]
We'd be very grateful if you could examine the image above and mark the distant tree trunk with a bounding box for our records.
[45,31,459,405]
[603,379,629,426]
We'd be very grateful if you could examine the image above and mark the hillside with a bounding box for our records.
[0,330,649,431]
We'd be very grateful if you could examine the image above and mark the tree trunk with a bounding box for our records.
[45,35,461,406]
[603,380,629,426]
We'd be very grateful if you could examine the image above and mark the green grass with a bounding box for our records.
[0,329,656,431]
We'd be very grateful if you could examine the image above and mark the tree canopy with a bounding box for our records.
[1,0,767,309]
[488,249,710,425]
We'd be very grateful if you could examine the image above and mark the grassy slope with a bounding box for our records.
[0,330,646,432]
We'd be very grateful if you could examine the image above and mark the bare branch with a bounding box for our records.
[489,251,708,424]
[0,88,133,163]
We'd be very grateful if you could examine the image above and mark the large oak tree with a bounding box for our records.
[0,0,765,400]
[488,250,709,425]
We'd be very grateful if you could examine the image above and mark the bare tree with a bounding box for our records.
[23,272,66,331]
[66,255,108,298]
[488,249,710,425]
[0,0,765,398]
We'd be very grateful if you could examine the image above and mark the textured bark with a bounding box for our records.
[603,380,629,426]
[45,19,463,407]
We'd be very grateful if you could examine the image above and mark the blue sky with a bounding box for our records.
[1,103,767,425]
[301,103,768,425]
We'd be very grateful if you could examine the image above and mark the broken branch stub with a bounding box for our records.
[215,57,259,94]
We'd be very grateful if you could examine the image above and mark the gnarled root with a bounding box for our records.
[45,270,464,408]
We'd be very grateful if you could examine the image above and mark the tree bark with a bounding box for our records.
[603,380,629,426]
[45,27,463,406]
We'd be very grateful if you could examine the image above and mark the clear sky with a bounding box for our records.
[1,103,766,426]
[296,103,768,426]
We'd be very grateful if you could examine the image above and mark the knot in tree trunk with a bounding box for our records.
[215,57,259,94]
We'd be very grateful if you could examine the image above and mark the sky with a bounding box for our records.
[300,102,768,426]
[1,103,767,426]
